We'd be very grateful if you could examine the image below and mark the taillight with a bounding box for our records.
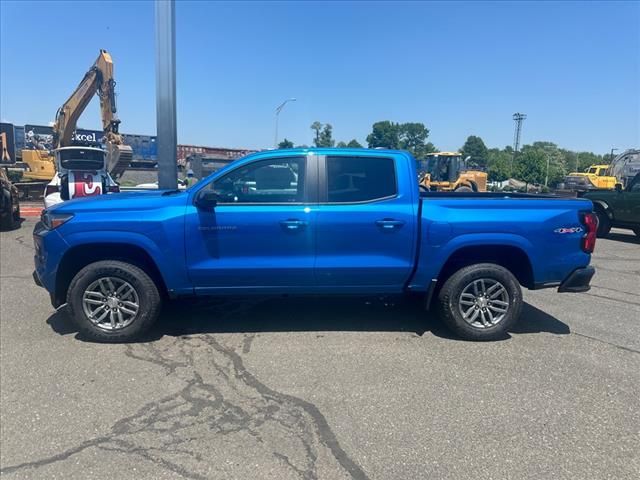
[106,185,120,193]
[44,185,59,196]
[580,211,597,253]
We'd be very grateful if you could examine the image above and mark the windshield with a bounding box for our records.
[422,156,462,182]
[58,149,105,170]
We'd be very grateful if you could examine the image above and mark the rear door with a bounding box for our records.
[184,154,318,292]
[314,154,416,290]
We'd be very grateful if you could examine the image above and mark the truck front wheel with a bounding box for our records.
[66,260,162,343]
[438,263,522,341]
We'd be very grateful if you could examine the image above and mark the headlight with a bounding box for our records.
[41,211,74,230]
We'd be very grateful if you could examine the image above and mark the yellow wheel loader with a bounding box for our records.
[419,152,487,192]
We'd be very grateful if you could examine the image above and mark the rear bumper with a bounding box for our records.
[558,266,595,293]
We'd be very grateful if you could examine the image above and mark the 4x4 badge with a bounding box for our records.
[554,227,583,234]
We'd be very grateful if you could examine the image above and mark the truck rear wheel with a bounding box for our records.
[66,260,161,343]
[438,263,522,341]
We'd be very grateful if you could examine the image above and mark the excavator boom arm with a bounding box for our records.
[53,50,123,148]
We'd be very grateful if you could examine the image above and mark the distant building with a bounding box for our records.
[177,144,256,167]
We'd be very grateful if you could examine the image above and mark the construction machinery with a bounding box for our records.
[608,149,640,187]
[419,152,488,192]
[0,132,11,162]
[563,164,617,191]
[13,50,132,198]
[51,49,132,179]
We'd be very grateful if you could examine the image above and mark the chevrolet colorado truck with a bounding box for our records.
[33,148,597,342]
[581,173,640,238]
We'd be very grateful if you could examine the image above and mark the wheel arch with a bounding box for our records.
[435,244,534,292]
[55,243,168,306]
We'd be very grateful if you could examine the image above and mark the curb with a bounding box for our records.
[20,203,43,217]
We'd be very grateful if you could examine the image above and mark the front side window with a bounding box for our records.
[326,156,396,202]
[209,157,305,204]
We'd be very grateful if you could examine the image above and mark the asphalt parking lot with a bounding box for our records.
[1,218,638,480]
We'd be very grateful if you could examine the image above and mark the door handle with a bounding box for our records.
[280,219,308,230]
[376,219,405,230]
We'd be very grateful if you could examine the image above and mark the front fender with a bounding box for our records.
[61,230,192,295]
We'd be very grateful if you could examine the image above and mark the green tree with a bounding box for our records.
[316,123,335,147]
[514,148,546,185]
[486,148,511,182]
[399,122,434,159]
[460,135,489,168]
[277,138,294,149]
[310,121,322,145]
[336,141,348,148]
[347,139,363,148]
[366,121,400,149]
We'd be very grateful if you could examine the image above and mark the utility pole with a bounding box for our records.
[510,113,526,178]
[609,148,618,164]
[274,98,296,148]
[155,0,178,190]
[545,153,550,187]
[575,152,580,172]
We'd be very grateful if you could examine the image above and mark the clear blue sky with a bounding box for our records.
[1,0,638,153]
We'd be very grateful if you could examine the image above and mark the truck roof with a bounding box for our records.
[250,147,413,157]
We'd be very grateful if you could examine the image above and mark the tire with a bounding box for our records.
[66,260,162,343]
[454,186,473,193]
[11,202,20,229]
[594,207,611,238]
[633,227,640,238]
[438,263,522,341]
[0,212,12,230]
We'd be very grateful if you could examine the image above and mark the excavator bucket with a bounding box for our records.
[106,143,133,179]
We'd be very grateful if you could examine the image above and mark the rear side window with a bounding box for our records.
[326,156,396,203]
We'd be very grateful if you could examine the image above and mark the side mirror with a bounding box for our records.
[615,183,623,193]
[195,190,218,209]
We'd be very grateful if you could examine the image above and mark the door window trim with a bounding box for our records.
[194,155,319,206]
[318,154,399,205]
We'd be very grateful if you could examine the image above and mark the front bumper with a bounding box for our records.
[32,270,42,287]
[558,266,595,293]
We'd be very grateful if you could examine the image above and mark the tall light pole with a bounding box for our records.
[510,112,527,178]
[274,98,296,148]
[609,148,618,163]
[155,0,177,190]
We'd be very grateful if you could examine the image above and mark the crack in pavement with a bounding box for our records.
[1,328,369,480]
[572,332,640,355]
[12,235,35,252]
[585,292,640,308]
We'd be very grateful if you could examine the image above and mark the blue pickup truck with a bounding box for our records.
[33,148,596,342]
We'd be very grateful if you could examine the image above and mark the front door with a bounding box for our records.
[185,155,316,292]
[314,154,416,291]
